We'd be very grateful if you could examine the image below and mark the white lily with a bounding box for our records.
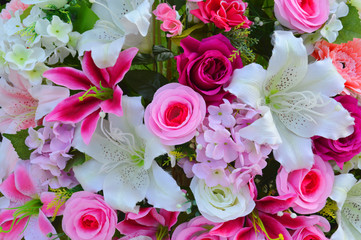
[330,174,360,240]
[225,31,354,172]
[72,96,190,213]
[78,0,154,68]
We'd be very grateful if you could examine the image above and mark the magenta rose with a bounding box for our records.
[175,34,242,105]
[276,155,334,214]
[62,191,117,240]
[274,0,329,33]
[145,83,206,145]
[313,95,361,168]
[190,0,252,31]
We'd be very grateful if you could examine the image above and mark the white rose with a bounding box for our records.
[190,177,255,222]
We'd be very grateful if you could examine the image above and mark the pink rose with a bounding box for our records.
[62,191,117,240]
[145,83,206,145]
[153,3,177,21]
[292,225,329,240]
[313,95,361,168]
[175,34,242,105]
[274,0,329,33]
[276,155,334,214]
[190,0,252,31]
[117,207,179,240]
[161,19,183,37]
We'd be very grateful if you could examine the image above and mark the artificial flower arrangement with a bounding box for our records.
[1,0,361,239]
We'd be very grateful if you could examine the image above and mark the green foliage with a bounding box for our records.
[335,4,361,44]
[64,149,87,172]
[153,45,175,62]
[247,0,275,59]
[41,0,98,33]
[166,0,186,10]
[3,128,40,160]
[120,70,168,105]
[68,0,99,33]
[224,28,259,65]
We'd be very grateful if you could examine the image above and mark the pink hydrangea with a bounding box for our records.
[62,191,117,240]
[145,83,206,145]
[276,155,334,214]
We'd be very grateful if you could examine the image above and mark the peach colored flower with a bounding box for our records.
[313,39,361,95]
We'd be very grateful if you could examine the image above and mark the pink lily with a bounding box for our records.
[0,70,69,134]
[0,161,61,240]
[43,48,138,144]
[232,194,330,240]
[117,207,179,240]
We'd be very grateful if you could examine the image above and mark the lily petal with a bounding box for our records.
[45,92,102,123]
[237,106,281,146]
[82,51,110,88]
[81,109,101,145]
[42,67,91,91]
[73,159,106,193]
[272,116,314,172]
[146,162,190,212]
[107,47,138,87]
[28,85,69,120]
[225,63,266,108]
[264,31,308,94]
[291,58,345,96]
[100,86,123,116]
[104,165,149,213]
[277,95,354,139]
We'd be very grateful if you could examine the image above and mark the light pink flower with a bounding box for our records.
[44,48,138,144]
[153,3,177,21]
[276,155,334,214]
[0,161,57,240]
[145,83,206,145]
[274,0,329,33]
[62,191,117,240]
[161,18,183,37]
[117,207,179,240]
[0,70,69,134]
[0,0,28,20]
[0,137,19,184]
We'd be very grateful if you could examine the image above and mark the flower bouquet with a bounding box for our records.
[1,0,361,239]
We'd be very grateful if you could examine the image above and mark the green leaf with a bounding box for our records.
[120,70,168,105]
[69,1,99,33]
[335,5,361,44]
[3,129,34,160]
[153,45,174,62]
[132,53,154,65]
[171,23,206,46]
[64,150,87,172]
[166,0,186,10]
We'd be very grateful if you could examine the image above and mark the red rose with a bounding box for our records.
[190,0,252,31]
